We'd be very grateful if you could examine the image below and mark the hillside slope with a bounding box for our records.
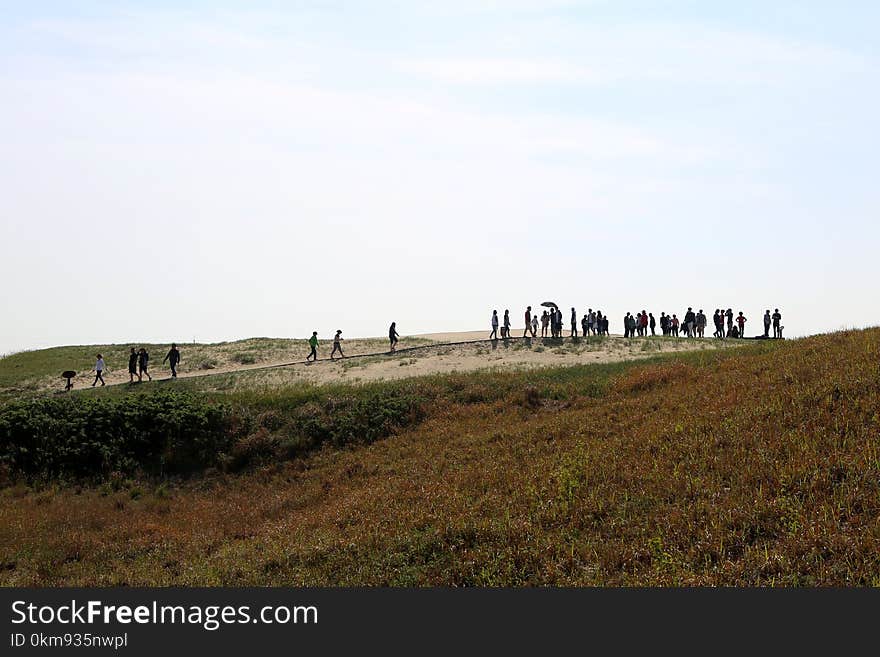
[0,333,736,398]
[1,329,878,586]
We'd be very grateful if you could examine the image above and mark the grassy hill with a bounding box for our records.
[1,329,878,585]
[0,335,432,399]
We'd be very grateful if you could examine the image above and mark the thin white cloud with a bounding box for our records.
[396,57,606,84]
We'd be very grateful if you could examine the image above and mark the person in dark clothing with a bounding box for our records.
[660,312,668,336]
[763,310,772,338]
[138,348,152,382]
[725,308,734,337]
[713,310,722,338]
[649,313,656,336]
[623,313,631,338]
[524,306,533,338]
[490,310,499,340]
[772,309,782,338]
[736,312,747,338]
[389,323,400,352]
[331,330,345,359]
[684,307,696,338]
[502,310,511,339]
[128,348,138,383]
[581,314,589,337]
[162,344,180,377]
[570,308,578,338]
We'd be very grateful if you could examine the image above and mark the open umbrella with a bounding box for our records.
[540,301,558,310]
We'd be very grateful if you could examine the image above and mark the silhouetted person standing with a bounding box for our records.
[763,310,772,338]
[524,306,533,338]
[503,309,511,339]
[570,307,578,337]
[736,312,747,338]
[772,309,782,338]
[490,310,499,340]
[683,307,696,338]
[649,313,656,336]
[163,344,180,377]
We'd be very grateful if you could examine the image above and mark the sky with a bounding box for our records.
[1,1,878,353]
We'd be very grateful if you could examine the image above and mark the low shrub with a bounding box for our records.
[231,353,257,365]
[0,391,233,480]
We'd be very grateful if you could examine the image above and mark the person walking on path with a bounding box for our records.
[92,354,107,387]
[138,348,152,382]
[502,309,511,339]
[389,323,400,352]
[772,309,782,338]
[763,310,772,338]
[331,330,345,359]
[490,310,499,340]
[736,312,747,338]
[128,348,138,384]
[162,344,180,378]
[524,306,533,338]
[649,313,656,336]
[307,332,319,362]
[570,307,578,338]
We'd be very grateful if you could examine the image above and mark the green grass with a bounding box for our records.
[0,335,437,402]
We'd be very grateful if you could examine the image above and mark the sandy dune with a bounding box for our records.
[161,332,740,392]
[22,331,742,395]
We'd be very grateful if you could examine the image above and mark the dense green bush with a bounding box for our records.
[0,392,232,479]
[226,389,426,471]
[0,387,426,480]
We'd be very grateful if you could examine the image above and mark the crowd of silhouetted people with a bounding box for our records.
[490,306,783,341]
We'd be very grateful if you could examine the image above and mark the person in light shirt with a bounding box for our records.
[92,354,107,387]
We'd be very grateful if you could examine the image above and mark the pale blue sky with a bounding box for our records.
[1,1,878,352]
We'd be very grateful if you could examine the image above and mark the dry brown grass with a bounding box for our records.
[1,329,879,586]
